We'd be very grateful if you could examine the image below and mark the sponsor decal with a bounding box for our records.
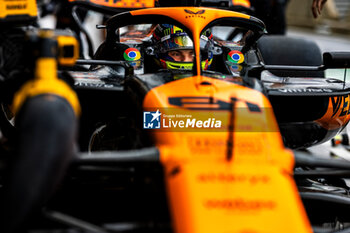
[123,48,141,61]
[227,50,244,64]
[277,88,333,93]
[184,9,205,14]
[6,4,27,10]
[331,95,350,117]
[316,94,350,130]
[197,173,270,184]
[75,82,115,88]
[204,199,276,211]
[184,9,206,19]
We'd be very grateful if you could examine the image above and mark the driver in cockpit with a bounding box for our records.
[149,24,215,71]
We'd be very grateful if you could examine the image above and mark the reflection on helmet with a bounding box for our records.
[152,24,214,70]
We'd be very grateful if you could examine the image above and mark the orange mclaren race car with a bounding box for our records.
[2,1,350,233]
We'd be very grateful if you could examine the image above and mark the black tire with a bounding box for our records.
[257,35,325,78]
[0,94,78,233]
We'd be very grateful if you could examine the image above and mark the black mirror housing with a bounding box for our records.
[323,52,350,68]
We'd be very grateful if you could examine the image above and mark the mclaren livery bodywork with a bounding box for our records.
[66,6,350,233]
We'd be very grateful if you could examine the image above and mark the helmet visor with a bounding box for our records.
[161,59,213,70]
[158,34,193,53]
[157,33,212,54]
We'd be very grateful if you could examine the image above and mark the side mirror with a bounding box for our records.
[212,45,223,55]
[323,52,350,68]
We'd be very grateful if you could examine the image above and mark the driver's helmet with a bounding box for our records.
[151,24,214,70]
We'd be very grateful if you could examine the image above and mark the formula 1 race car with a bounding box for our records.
[2,1,350,233]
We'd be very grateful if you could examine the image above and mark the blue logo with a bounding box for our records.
[143,110,161,129]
